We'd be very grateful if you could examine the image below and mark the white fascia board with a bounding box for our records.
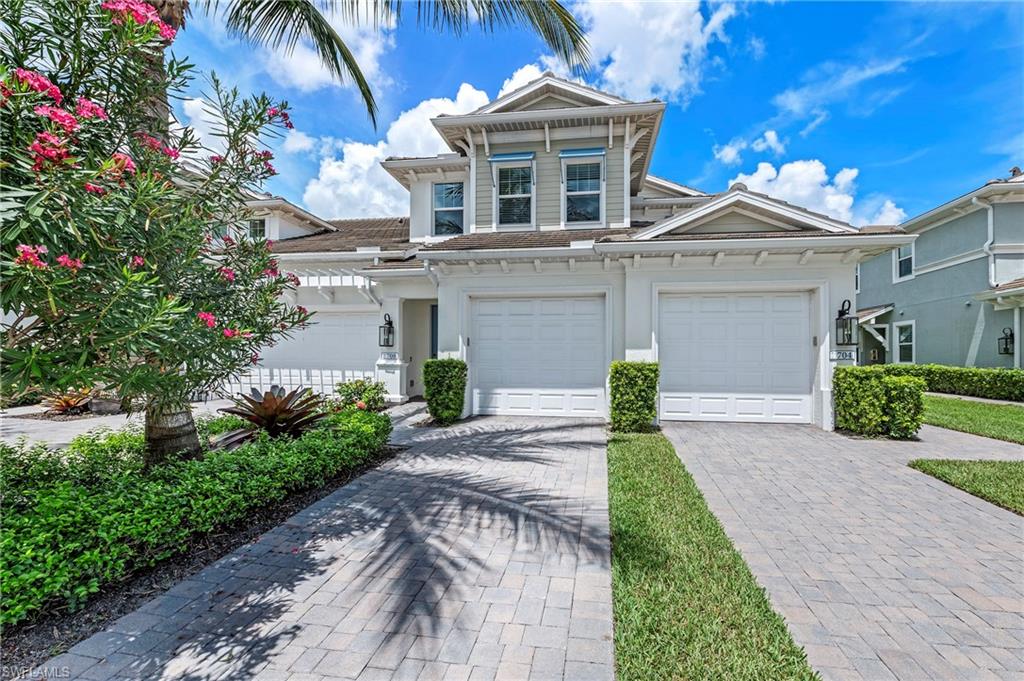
[857,305,894,325]
[634,192,855,240]
[380,156,468,171]
[432,102,665,133]
[245,199,335,232]
[355,267,428,278]
[595,233,916,255]
[472,78,624,115]
[642,175,706,197]
[900,181,1024,233]
[415,246,600,262]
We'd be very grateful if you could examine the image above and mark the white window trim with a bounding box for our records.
[855,263,861,294]
[560,157,605,229]
[893,320,916,364]
[893,243,915,283]
[491,161,536,231]
[432,181,465,237]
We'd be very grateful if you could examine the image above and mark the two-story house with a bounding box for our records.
[856,170,1024,369]
[256,73,913,430]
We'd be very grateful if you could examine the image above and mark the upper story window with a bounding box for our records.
[248,218,266,240]
[497,165,533,227]
[433,182,464,235]
[893,243,913,282]
[565,162,602,224]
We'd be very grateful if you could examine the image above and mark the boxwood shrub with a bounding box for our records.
[834,366,925,439]
[423,358,467,425]
[609,361,660,432]
[873,364,1023,402]
[0,409,391,626]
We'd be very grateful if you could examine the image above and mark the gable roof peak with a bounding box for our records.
[470,71,633,116]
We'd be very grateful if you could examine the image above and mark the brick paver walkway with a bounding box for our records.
[41,408,613,681]
[665,422,1024,681]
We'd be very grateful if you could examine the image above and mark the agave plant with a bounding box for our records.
[41,389,93,415]
[212,385,326,450]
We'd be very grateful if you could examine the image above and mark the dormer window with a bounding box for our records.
[248,218,266,240]
[433,182,464,235]
[497,165,533,227]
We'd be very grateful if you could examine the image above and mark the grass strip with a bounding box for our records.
[608,432,819,680]
[923,395,1024,445]
[910,459,1024,515]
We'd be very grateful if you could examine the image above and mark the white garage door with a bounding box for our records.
[471,296,606,417]
[659,292,812,423]
[256,311,379,388]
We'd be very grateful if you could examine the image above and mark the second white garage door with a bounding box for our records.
[471,296,606,417]
[257,311,379,384]
[658,292,813,423]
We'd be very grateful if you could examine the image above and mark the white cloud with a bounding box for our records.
[770,57,909,118]
[180,98,227,154]
[302,83,489,218]
[869,199,907,225]
[498,64,546,98]
[730,160,860,223]
[751,129,785,155]
[576,0,737,103]
[747,35,766,60]
[282,129,316,154]
[713,138,747,165]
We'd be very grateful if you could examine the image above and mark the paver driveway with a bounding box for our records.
[665,423,1024,681]
[42,407,613,681]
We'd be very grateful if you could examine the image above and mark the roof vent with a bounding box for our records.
[729,182,748,192]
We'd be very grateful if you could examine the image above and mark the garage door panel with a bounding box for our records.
[659,292,812,423]
[258,312,378,380]
[471,296,606,417]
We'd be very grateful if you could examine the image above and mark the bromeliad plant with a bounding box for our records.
[212,385,326,450]
[41,388,93,415]
[0,0,311,465]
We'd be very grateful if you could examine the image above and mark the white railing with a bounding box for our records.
[221,367,375,397]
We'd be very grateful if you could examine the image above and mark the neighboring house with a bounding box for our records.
[259,73,913,430]
[856,171,1024,369]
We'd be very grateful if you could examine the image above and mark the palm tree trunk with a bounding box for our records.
[144,401,202,467]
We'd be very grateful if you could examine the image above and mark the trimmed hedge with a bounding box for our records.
[834,366,925,438]
[336,378,387,411]
[609,361,659,432]
[423,358,467,425]
[874,364,1023,402]
[0,410,392,626]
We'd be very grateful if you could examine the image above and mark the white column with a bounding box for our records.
[1015,306,1021,369]
[375,297,409,403]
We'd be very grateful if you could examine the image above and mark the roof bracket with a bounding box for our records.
[798,249,814,265]
[841,248,861,264]
[712,252,725,267]
[533,259,542,273]
[467,260,479,274]
[672,253,682,268]
[499,259,510,273]
[754,250,768,266]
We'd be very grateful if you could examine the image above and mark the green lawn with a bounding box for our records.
[910,459,1024,515]
[607,432,819,681]
[923,394,1024,444]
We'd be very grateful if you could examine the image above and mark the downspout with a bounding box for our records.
[972,196,996,288]
[423,259,440,287]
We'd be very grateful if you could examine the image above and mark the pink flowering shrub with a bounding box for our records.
[2,0,308,416]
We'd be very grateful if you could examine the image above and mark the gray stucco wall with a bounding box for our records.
[857,208,1018,368]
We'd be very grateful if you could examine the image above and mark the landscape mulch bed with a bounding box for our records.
[0,445,402,679]
[8,411,116,422]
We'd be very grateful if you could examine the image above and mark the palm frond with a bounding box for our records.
[198,0,378,126]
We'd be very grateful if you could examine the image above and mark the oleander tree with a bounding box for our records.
[0,0,310,465]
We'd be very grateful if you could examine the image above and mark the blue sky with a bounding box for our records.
[172,1,1022,226]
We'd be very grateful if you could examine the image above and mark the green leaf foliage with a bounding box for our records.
[0,409,392,626]
[873,364,1023,402]
[423,358,467,426]
[608,361,659,433]
[834,366,925,439]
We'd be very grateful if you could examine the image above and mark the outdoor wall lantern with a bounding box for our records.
[998,327,1014,355]
[379,313,395,347]
[835,299,856,346]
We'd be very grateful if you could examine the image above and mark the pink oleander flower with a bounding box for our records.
[196,311,216,328]
[75,97,108,120]
[13,68,62,104]
[56,253,84,271]
[136,132,162,151]
[267,107,279,117]
[108,152,135,177]
[241,331,253,338]
[262,160,277,176]
[251,353,260,365]
[262,267,279,277]
[34,105,78,134]
[162,146,180,159]
[285,272,301,286]
[84,182,106,195]
[101,0,176,41]
[265,240,274,249]
[14,244,48,269]
[130,255,145,268]
[255,150,273,160]
[218,266,236,282]
[356,401,367,410]
[209,154,224,164]
[297,305,308,315]
[28,131,69,171]
[222,328,237,338]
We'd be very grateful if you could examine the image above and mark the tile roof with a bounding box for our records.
[856,304,894,322]
[272,217,410,253]
[421,228,637,252]
[992,277,1024,293]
